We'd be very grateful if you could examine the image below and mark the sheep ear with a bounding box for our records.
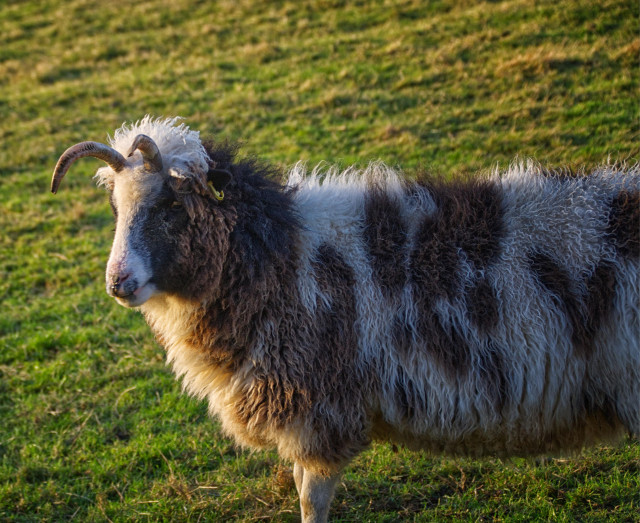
[208,168,232,192]
[167,166,193,193]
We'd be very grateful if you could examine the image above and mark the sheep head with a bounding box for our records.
[51,121,231,309]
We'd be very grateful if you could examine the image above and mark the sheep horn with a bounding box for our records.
[51,141,128,194]
[127,134,164,173]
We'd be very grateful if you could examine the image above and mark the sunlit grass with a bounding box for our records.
[1,0,638,520]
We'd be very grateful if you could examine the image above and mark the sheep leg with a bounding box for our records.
[293,462,305,493]
[294,463,340,523]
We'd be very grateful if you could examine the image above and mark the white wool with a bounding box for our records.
[286,160,407,194]
[95,116,210,186]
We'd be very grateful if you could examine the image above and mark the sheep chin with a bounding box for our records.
[114,282,158,308]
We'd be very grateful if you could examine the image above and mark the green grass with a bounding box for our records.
[1,0,639,520]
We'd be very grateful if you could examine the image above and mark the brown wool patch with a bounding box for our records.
[579,384,624,440]
[467,277,500,333]
[529,253,618,359]
[529,252,588,355]
[392,316,414,357]
[225,260,316,432]
[418,311,472,377]
[394,370,426,420]
[311,244,360,380]
[478,340,507,413]
[363,190,408,298]
[432,179,505,268]
[236,374,311,430]
[222,239,370,468]
[186,306,238,367]
[583,262,617,349]
[410,179,504,299]
[307,244,370,464]
[608,190,640,259]
[410,212,461,302]
[408,178,504,376]
[172,138,316,436]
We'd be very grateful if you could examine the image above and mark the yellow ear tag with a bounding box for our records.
[208,181,224,201]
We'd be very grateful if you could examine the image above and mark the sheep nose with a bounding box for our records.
[109,272,131,296]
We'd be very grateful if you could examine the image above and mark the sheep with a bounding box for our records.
[51,116,639,522]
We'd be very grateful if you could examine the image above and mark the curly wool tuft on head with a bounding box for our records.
[95,116,211,186]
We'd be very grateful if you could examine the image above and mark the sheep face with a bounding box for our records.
[105,168,189,308]
[51,130,227,309]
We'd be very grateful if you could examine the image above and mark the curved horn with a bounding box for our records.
[126,134,163,173]
[51,141,127,194]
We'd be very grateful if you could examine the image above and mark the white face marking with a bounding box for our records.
[105,169,164,308]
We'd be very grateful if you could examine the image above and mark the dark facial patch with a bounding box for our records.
[137,182,229,301]
[529,252,618,358]
[363,190,408,299]
[608,190,640,260]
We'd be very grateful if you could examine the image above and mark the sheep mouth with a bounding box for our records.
[113,282,157,308]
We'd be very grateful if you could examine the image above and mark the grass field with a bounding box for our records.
[1,0,639,520]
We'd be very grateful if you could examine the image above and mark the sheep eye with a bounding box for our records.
[171,200,183,209]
